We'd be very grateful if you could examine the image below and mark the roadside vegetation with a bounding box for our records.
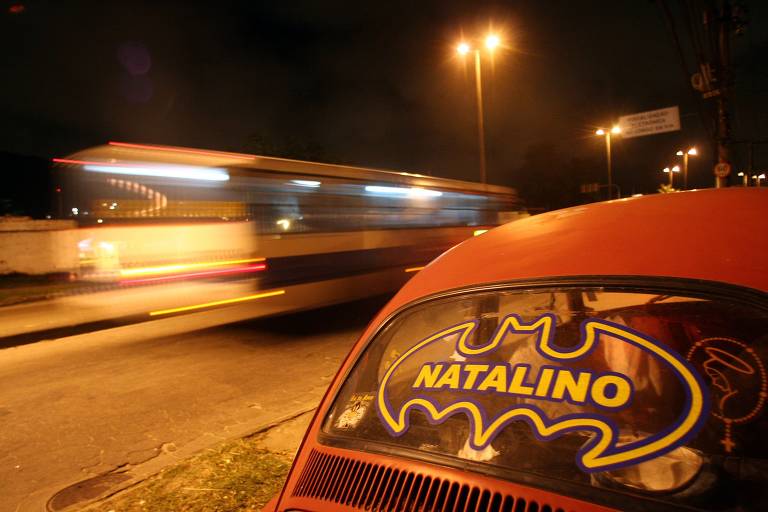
[88,432,295,512]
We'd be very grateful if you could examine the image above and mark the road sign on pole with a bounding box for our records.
[714,162,731,178]
[618,106,681,139]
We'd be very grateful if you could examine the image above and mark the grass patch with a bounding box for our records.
[89,436,293,512]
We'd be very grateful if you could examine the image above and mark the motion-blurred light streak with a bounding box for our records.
[108,141,256,160]
[53,158,230,182]
[120,257,266,277]
[84,164,229,182]
[290,179,321,187]
[148,289,286,316]
[364,186,442,198]
[121,263,266,285]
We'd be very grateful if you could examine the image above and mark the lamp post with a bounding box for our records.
[754,173,766,187]
[595,126,621,199]
[675,147,697,189]
[457,34,501,184]
[663,165,681,187]
[737,171,748,186]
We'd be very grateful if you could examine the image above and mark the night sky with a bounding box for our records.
[2,1,766,207]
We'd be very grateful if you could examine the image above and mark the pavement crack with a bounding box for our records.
[103,462,131,474]
[120,441,176,467]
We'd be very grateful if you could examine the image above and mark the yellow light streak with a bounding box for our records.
[121,257,266,277]
[405,266,425,273]
[149,289,286,316]
[473,229,488,236]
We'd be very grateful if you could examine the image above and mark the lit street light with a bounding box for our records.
[456,33,502,184]
[663,165,681,187]
[753,173,766,187]
[737,171,748,186]
[675,147,697,189]
[595,125,621,199]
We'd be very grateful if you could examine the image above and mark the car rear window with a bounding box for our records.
[322,284,768,510]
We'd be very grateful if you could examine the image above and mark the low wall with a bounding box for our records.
[0,220,256,275]
[0,217,76,232]
[0,218,79,275]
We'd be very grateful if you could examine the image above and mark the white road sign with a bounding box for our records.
[618,106,681,138]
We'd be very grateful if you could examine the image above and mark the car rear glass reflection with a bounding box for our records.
[323,287,768,508]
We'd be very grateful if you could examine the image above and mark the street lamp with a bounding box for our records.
[595,125,621,199]
[737,171,748,186]
[663,165,681,187]
[754,173,766,187]
[675,147,697,189]
[485,34,500,50]
[456,33,502,184]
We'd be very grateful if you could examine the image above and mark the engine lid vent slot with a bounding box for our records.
[292,448,569,512]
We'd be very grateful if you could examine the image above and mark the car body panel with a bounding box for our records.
[267,189,768,512]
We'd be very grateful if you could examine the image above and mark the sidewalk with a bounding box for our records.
[63,411,314,512]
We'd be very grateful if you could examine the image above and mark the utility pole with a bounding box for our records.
[473,50,487,184]
[714,0,733,188]
[605,131,612,199]
[659,0,750,187]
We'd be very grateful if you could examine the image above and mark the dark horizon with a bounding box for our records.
[2,1,766,208]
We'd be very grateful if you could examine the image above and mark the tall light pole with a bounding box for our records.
[595,125,621,199]
[457,34,500,184]
[663,165,681,187]
[675,147,697,189]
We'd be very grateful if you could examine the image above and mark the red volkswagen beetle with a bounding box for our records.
[266,188,768,512]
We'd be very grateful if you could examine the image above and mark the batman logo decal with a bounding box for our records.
[376,313,710,472]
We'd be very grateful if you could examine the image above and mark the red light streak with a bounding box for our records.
[108,142,256,160]
[120,263,266,285]
[53,158,120,166]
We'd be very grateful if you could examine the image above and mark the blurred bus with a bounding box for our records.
[51,142,523,318]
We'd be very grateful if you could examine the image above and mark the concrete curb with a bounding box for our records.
[56,406,317,512]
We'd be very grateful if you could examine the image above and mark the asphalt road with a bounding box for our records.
[0,297,386,512]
